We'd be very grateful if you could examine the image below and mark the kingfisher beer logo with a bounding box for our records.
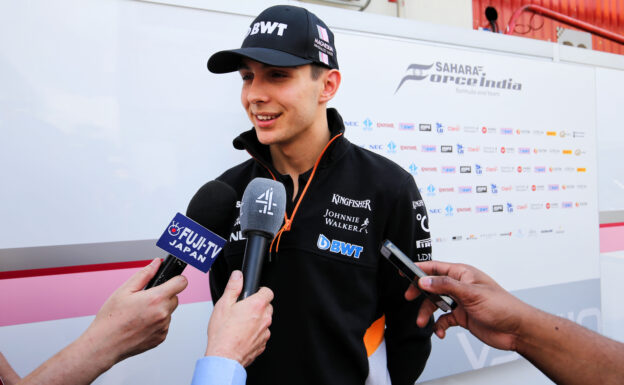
[395,61,523,93]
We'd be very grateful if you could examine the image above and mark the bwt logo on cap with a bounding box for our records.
[156,213,227,273]
[245,21,288,38]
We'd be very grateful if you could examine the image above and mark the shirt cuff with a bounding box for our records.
[190,356,246,385]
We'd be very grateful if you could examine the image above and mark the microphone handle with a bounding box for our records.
[144,254,188,289]
[239,231,270,300]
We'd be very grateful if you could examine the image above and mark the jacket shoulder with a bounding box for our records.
[216,159,257,192]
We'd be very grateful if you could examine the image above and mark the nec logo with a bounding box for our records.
[317,234,363,258]
[246,21,288,38]
[368,144,383,151]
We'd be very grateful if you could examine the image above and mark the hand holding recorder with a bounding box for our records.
[404,260,624,385]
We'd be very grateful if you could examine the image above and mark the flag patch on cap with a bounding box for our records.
[319,52,329,65]
[317,25,329,42]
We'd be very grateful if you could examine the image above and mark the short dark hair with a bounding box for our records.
[310,63,328,80]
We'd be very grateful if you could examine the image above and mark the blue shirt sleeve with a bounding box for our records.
[190,356,247,385]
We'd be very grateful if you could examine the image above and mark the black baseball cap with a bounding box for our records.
[208,5,338,73]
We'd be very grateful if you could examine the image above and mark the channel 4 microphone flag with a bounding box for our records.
[156,212,227,273]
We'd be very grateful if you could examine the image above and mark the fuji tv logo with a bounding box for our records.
[168,221,183,236]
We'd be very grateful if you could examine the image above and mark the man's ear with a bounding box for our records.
[319,69,341,103]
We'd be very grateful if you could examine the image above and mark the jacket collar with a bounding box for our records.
[232,108,349,175]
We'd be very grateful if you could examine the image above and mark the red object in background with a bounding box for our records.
[473,0,624,55]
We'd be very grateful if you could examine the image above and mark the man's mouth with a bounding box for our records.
[256,113,281,121]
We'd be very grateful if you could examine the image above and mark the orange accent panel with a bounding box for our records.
[364,315,386,356]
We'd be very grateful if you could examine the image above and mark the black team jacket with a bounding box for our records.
[208,108,433,385]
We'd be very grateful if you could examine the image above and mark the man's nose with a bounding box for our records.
[246,77,269,104]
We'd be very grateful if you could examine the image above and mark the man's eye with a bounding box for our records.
[271,72,287,78]
[241,74,253,81]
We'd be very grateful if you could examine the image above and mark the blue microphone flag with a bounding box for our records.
[156,212,227,273]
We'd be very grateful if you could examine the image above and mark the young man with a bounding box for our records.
[206,5,433,385]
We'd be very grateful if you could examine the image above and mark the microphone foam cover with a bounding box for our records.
[186,180,239,239]
[240,178,286,238]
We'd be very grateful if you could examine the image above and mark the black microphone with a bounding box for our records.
[144,180,238,289]
[239,178,286,299]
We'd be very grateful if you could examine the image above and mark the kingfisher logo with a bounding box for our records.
[387,141,397,153]
[442,166,456,173]
[475,164,483,174]
[419,123,432,131]
[317,234,363,258]
[363,118,373,130]
[421,145,436,152]
[457,144,465,154]
[409,163,418,175]
[395,61,523,93]
[436,122,444,134]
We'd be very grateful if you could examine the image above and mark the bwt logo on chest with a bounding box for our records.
[245,21,288,38]
[317,234,363,258]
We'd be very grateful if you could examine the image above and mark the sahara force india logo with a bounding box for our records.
[395,61,523,94]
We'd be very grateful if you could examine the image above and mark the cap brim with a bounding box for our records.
[207,47,313,73]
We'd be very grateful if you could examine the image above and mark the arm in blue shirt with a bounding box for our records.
[191,356,246,385]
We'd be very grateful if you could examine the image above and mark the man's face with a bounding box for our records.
[238,59,325,147]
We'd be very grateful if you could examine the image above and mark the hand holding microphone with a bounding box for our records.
[145,180,238,289]
[238,178,286,299]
